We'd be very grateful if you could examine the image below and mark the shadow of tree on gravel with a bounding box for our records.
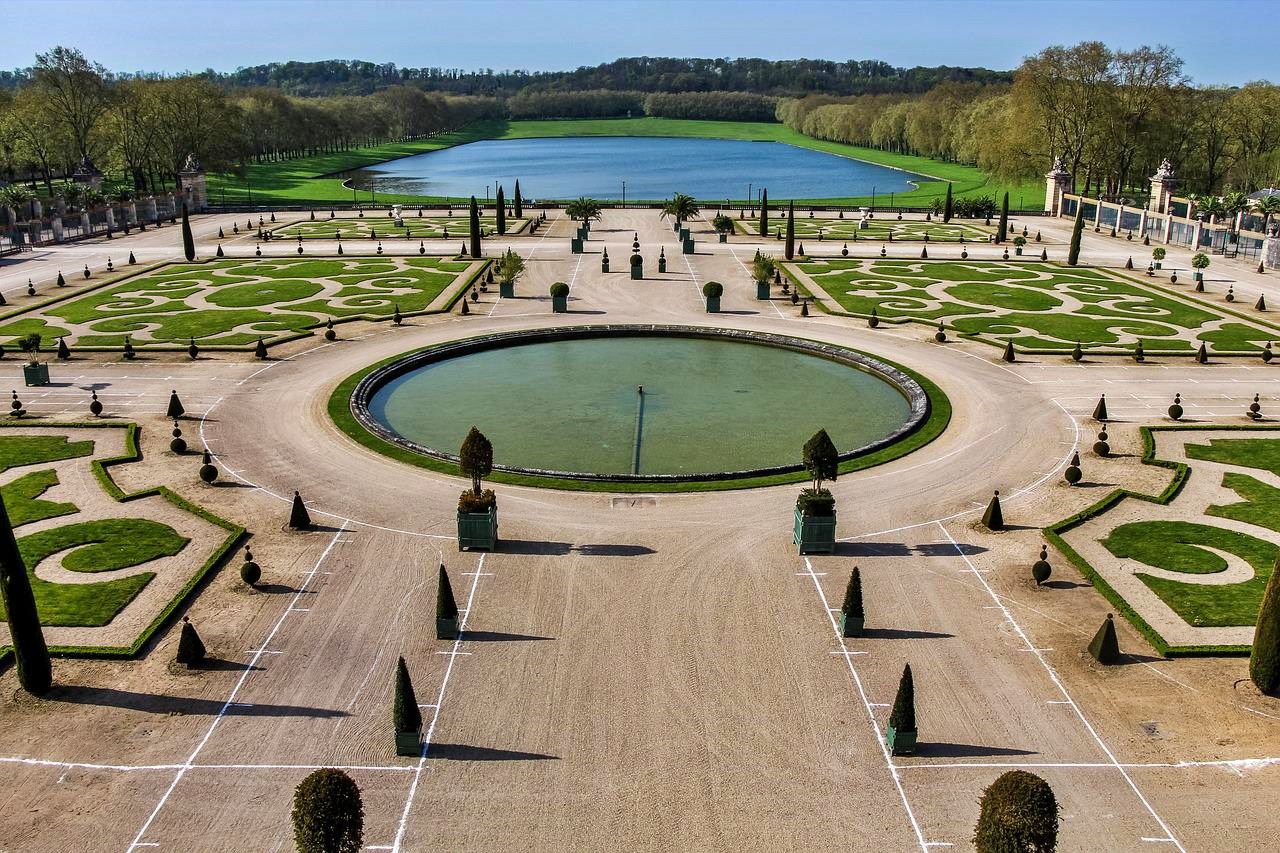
[428,743,559,761]
[576,544,655,557]
[463,630,554,643]
[49,685,348,718]
[835,542,988,557]
[910,742,1037,758]
[859,628,954,641]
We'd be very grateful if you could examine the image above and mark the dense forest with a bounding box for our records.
[0,57,1012,98]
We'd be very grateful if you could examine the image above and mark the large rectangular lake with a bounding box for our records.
[345,136,931,201]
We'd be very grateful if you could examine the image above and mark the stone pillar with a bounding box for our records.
[1163,215,1174,244]
[127,201,138,224]
[1138,207,1149,237]
[80,211,91,233]
[31,198,42,219]
[51,217,64,242]
[146,196,158,223]
[178,153,208,211]
[2,207,14,227]
[105,207,116,231]
[1191,219,1204,250]
[1044,158,1072,216]
[166,192,176,221]
[55,196,67,217]
[1149,158,1177,215]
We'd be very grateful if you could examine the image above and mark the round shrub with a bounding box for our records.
[549,281,570,297]
[702,281,724,299]
[292,768,364,853]
[1191,252,1210,270]
[973,770,1059,853]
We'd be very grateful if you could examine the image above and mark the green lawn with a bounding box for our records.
[790,258,1279,353]
[207,118,1042,208]
[1187,437,1280,476]
[270,215,525,240]
[1,470,78,526]
[738,214,993,242]
[0,435,93,473]
[0,256,482,348]
[1103,520,1275,628]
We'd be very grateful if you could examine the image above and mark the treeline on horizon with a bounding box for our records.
[2,45,1277,201]
[0,56,1013,98]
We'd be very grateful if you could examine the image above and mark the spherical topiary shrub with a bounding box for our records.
[549,281,570,297]
[292,768,364,853]
[1032,546,1052,585]
[240,547,261,587]
[702,281,724,299]
[973,770,1059,853]
[198,449,217,484]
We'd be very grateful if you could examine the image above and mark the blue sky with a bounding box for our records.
[4,0,1275,85]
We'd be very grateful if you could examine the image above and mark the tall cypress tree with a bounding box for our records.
[513,180,523,218]
[1067,205,1085,266]
[996,192,1009,243]
[0,490,51,694]
[437,564,458,622]
[1250,557,1280,693]
[785,200,795,260]
[495,185,506,235]
[468,196,481,258]
[758,188,769,237]
[888,663,915,732]
[942,183,954,223]
[181,202,195,262]
[393,656,422,733]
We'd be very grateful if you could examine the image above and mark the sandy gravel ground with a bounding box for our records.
[0,208,1277,852]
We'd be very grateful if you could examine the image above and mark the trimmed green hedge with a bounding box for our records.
[0,422,245,665]
[1043,424,1280,657]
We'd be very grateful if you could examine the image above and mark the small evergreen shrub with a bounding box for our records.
[458,488,496,513]
[292,768,364,853]
[702,281,724,299]
[1250,557,1280,693]
[437,563,459,621]
[394,656,422,733]
[549,281,570,297]
[175,617,205,666]
[888,663,915,732]
[973,770,1059,853]
[842,567,864,618]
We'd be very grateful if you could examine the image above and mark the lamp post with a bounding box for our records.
[748,182,753,215]
[622,180,626,208]
[871,186,876,211]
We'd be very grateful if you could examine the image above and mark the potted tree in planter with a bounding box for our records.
[393,656,422,756]
[1151,246,1166,269]
[795,429,838,554]
[840,567,864,637]
[437,563,460,638]
[886,663,917,755]
[1012,235,1027,256]
[497,248,524,298]
[702,280,723,313]
[550,281,569,313]
[457,427,497,551]
[1191,251,1210,282]
[18,334,48,387]
[752,254,776,300]
[713,214,734,243]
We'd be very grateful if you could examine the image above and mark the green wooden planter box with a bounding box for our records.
[395,726,422,757]
[1014,247,1023,255]
[679,227,690,242]
[718,233,728,243]
[630,264,643,280]
[22,362,50,387]
[570,237,583,254]
[457,506,497,551]
[705,295,720,313]
[436,615,459,640]
[552,294,567,313]
[794,506,837,555]
[682,238,694,254]
[756,281,770,300]
[1154,261,1162,269]
[1194,271,1204,282]
[499,281,515,298]
[886,725,917,756]
[840,612,864,637]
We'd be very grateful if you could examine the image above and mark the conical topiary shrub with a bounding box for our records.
[841,567,864,637]
[292,768,364,853]
[1092,394,1108,422]
[981,490,1004,531]
[57,337,70,360]
[187,338,199,360]
[175,616,205,667]
[1071,342,1083,362]
[1249,556,1280,694]
[1032,545,1052,585]
[1196,343,1208,364]
[973,770,1059,853]
[394,655,423,755]
[289,491,313,530]
[437,563,459,639]
[254,338,267,360]
[886,663,916,755]
[1088,613,1120,664]
[1002,341,1015,363]
[240,547,261,587]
